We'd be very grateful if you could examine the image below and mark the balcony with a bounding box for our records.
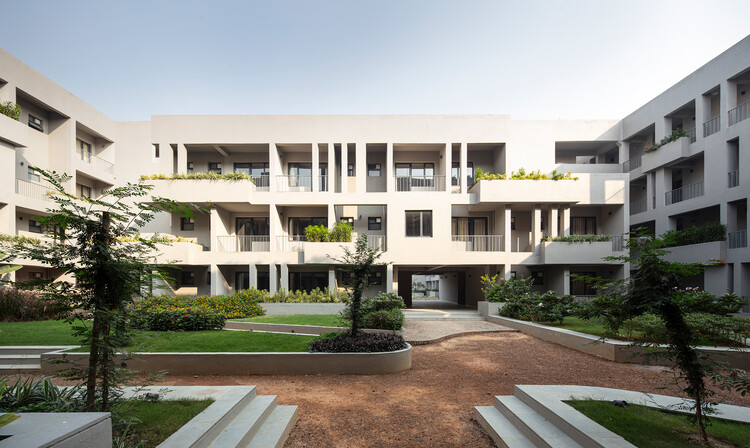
[276,236,304,252]
[541,238,625,264]
[686,128,696,144]
[630,198,647,215]
[640,137,690,173]
[276,175,329,192]
[703,116,720,137]
[394,175,445,192]
[16,178,53,201]
[471,174,626,205]
[663,240,726,264]
[76,147,114,175]
[729,101,750,126]
[728,170,739,188]
[216,235,270,252]
[728,230,747,249]
[451,235,504,252]
[250,175,269,192]
[665,181,704,206]
[302,241,355,263]
[145,179,255,202]
[622,155,641,172]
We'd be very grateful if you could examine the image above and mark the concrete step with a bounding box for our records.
[494,396,581,448]
[474,406,536,448]
[0,346,78,355]
[0,364,41,373]
[245,405,298,448]
[208,395,277,448]
[0,354,42,366]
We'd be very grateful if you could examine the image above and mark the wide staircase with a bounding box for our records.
[0,346,77,374]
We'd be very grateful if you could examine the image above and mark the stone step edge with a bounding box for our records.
[246,405,298,448]
[494,395,581,448]
[473,405,535,448]
[207,395,277,448]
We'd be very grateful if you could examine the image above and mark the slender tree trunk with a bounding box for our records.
[87,212,111,412]
[85,314,101,412]
[101,319,110,411]
[351,284,362,337]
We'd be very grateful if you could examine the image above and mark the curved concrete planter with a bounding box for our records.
[225,321,403,336]
[488,315,750,370]
[41,344,412,375]
[260,303,346,315]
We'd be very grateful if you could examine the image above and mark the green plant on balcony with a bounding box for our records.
[139,172,254,182]
[643,128,688,153]
[471,168,578,188]
[0,101,21,120]
[304,221,353,242]
[543,234,612,243]
[660,222,726,247]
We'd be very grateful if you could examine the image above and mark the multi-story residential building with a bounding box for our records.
[1,35,749,308]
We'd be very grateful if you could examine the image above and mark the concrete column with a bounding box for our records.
[210,264,224,295]
[460,142,468,194]
[386,264,394,293]
[503,264,513,281]
[269,265,278,294]
[249,264,258,289]
[698,94,710,138]
[355,142,366,193]
[720,202,730,228]
[341,143,348,193]
[721,79,733,130]
[176,143,187,173]
[560,206,571,236]
[329,269,337,291]
[550,207,559,238]
[563,267,571,295]
[280,263,289,291]
[311,143,319,193]
[619,141,629,167]
[269,143,280,192]
[646,172,655,211]
[270,204,282,252]
[443,143,451,192]
[532,205,542,252]
[327,143,335,192]
[504,205,512,252]
[209,206,219,252]
[328,203,336,228]
[386,142,394,193]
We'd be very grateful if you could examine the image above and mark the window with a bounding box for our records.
[27,167,40,183]
[368,217,382,231]
[347,164,354,177]
[77,184,92,199]
[531,271,544,286]
[571,217,597,235]
[187,162,194,173]
[77,139,92,162]
[252,163,270,176]
[368,164,381,177]
[511,216,516,230]
[341,217,354,226]
[28,219,42,234]
[368,271,382,285]
[153,144,160,159]
[208,162,222,174]
[181,217,195,231]
[30,272,43,280]
[405,210,432,237]
[28,114,43,132]
[289,217,327,237]
[451,162,474,186]
[181,271,196,286]
[451,217,487,235]
[234,163,251,175]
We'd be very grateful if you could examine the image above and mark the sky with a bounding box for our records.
[1,0,749,122]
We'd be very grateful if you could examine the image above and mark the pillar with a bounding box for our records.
[269,143,280,192]
[311,143,319,192]
[460,142,468,193]
[532,204,542,253]
[270,204,282,252]
[504,205,512,252]
[386,264,394,293]
[328,203,336,229]
[249,264,258,289]
[210,264,223,296]
[561,206,571,236]
[563,267,571,295]
[176,143,187,173]
[386,142,394,193]
[355,141,366,193]
[341,143,348,193]
[327,143,335,192]
[329,269,337,291]
[550,207,559,238]
[443,143,451,192]
[269,264,279,294]
[280,263,289,291]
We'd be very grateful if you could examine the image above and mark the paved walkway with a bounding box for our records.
[403,316,515,344]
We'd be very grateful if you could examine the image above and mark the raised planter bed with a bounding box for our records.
[260,303,346,315]
[477,301,504,318]
[40,344,412,375]
[487,315,750,370]
[225,321,403,336]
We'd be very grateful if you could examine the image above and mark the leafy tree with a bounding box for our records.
[1,169,194,412]
[337,234,384,337]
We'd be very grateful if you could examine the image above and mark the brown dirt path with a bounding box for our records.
[154,332,750,448]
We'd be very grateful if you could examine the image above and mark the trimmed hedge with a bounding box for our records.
[308,331,407,353]
[130,292,264,319]
[360,309,404,331]
[261,287,349,303]
[621,313,750,347]
[660,222,726,247]
[130,308,225,331]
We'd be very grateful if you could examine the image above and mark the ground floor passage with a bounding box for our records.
[150,331,750,448]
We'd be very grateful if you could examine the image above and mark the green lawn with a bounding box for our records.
[0,320,82,345]
[567,400,750,448]
[116,399,213,447]
[543,317,644,341]
[231,314,345,327]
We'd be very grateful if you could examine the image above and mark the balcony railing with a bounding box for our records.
[251,175,269,191]
[665,181,704,205]
[686,127,696,144]
[622,154,642,172]
[276,175,312,192]
[728,230,747,249]
[728,170,739,188]
[319,175,329,192]
[77,147,114,174]
[394,175,445,192]
[276,235,304,252]
[363,234,386,251]
[451,235,504,252]
[16,178,54,201]
[611,235,625,252]
[217,235,270,252]
[729,101,750,126]
[630,198,647,215]
[703,116,720,137]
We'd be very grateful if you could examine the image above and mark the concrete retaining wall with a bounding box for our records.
[488,315,750,370]
[41,344,412,375]
[225,321,403,336]
[477,301,504,318]
[260,303,347,315]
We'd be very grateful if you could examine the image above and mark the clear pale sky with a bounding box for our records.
[2,1,749,121]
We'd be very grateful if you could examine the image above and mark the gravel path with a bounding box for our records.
[157,332,750,448]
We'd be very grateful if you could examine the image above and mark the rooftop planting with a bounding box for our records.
[472,168,578,188]
[643,128,688,153]
[660,222,725,247]
[0,101,21,120]
[543,234,612,243]
[140,172,254,181]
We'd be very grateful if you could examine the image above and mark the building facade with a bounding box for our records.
[1,35,749,307]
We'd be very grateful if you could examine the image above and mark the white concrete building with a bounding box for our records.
[1,35,749,308]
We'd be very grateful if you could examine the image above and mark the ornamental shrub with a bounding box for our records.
[304,225,329,242]
[480,274,533,303]
[308,331,407,353]
[129,308,225,331]
[0,101,21,121]
[130,291,265,319]
[543,234,612,243]
[0,287,64,321]
[622,313,750,347]
[361,292,405,313]
[660,223,726,247]
[672,289,745,315]
[303,221,353,243]
[360,308,404,331]
[499,291,576,324]
[263,287,349,303]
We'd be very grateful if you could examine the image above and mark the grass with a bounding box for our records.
[567,400,750,448]
[545,317,621,338]
[116,399,213,447]
[231,314,345,327]
[0,320,81,345]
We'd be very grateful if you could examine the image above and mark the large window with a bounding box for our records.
[288,217,327,237]
[181,217,195,231]
[28,219,43,234]
[368,164,381,177]
[181,271,196,286]
[77,138,92,162]
[572,217,597,235]
[451,162,474,186]
[27,167,40,183]
[290,271,328,293]
[77,184,92,199]
[451,217,487,235]
[368,217,382,231]
[236,217,269,236]
[208,162,222,174]
[405,210,432,237]
[234,162,269,176]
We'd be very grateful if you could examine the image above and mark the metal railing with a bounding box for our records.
[363,234,386,251]
[276,175,312,192]
[728,170,739,188]
[630,198,647,215]
[622,154,642,172]
[276,235,304,252]
[611,235,625,252]
[217,235,270,252]
[76,147,114,174]
[76,146,91,163]
[451,235,504,252]
[319,175,329,192]
[16,178,54,201]
[729,101,750,126]
[728,230,747,249]
[665,181,704,205]
[394,175,445,192]
[686,127,696,143]
[703,116,720,137]
[251,175,269,191]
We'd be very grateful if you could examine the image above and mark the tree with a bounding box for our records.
[337,234,384,337]
[1,169,194,412]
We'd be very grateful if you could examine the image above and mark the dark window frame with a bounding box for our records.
[208,162,222,174]
[181,217,195,231]
[405,210,432,237]
[368,217,382,231]
[28,114,43,132]
[181,271,196,286]
[28,219,43,234]
[368,163,381,177]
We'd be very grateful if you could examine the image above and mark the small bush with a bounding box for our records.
[304,225,330,242]
[0,377,82,413]
[130,308,225,331]
[0,287,64,322]
[0,101,21,121]
[308,331,407,353]
[672,289,744,315]
[360,308,404,331]
[660,223,726,247]
[481,274,533,303]
[303,221,353,243]
[499,290,576,324]
[139,172,254,181]
[130,291,265,319]
[622,313,750,346]
[543,234,612,243]
[262,287,349,303]
[361,292,405,313]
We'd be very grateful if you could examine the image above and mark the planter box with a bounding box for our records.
[477,301,504,317]
[542,241,622,264]
[41,344,412,375]
[260,303,346,315]
[663,241,726,264]
[641,137,690,173]
[225,321,403,336]
[145,179,256,203]
[0,412,111,448]
[471,174,626,205]
[302,241,353,264]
